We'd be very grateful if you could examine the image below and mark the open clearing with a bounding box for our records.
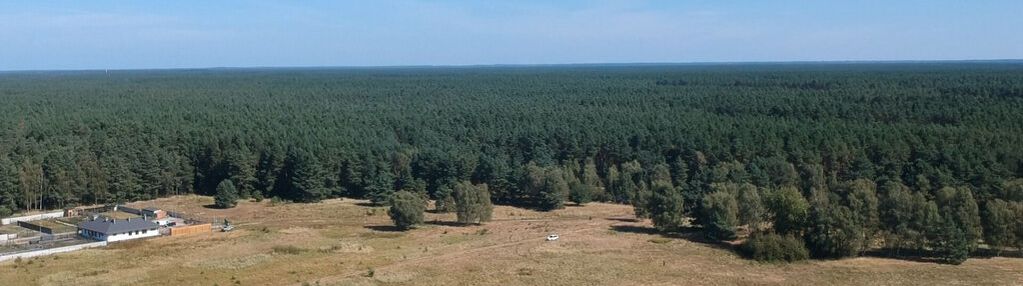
[0,195,1020,286]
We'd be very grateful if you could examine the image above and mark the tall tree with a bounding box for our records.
[453,182,492,224]
[804,190,864,258]
[843,179,880,251]
[537,168,569,211]
[214,179,239,209]
[568,181,593,205]
[647,183,685,232]
[736,184,766,231]
[981,199,1019,254]
[280,148,327,203]
[226,147,258,199]
[701,190,739,240]
[769,186,809,235]
[935,187,982,252]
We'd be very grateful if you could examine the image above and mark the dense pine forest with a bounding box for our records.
[2,63,1022,263]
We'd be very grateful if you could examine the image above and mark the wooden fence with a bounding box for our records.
[169,223,212,236]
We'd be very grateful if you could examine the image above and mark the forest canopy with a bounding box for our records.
[0,63,1021,226]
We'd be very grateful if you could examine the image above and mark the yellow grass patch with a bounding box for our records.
[0,196,1019,286]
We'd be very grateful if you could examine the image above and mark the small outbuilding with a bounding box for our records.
[78,218,160,242]
[141,207,167,220]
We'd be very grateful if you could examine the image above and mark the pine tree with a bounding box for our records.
[0,155,20,216]
[281,148,327,203]
[226,147,257,199]
[214,179,239,208]
[933,217,970,265]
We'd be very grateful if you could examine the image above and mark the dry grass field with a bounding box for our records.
[0,195,1020,286]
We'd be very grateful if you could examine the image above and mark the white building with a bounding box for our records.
[78,218,160,242]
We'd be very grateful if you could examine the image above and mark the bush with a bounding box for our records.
[388,191,426,230]
[269,196,291,206]
[271,245,306,255]
[739,232,809,262]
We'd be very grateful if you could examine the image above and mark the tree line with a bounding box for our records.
[1,63,1022,263]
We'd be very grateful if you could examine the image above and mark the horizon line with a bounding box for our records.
[3,58,1023,73]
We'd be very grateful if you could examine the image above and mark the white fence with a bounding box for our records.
[1,211,65,225]
[0,241,107,262]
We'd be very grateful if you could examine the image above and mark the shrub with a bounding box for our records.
[739,232,809,262]
[269,196,286,206]
[388,191,426,230]
[272,245,306,255]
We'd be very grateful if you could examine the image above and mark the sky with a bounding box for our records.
[1,0,1021,70]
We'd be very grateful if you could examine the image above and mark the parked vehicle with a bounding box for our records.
[546,234,559,241]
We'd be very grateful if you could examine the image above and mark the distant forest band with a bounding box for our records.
[0,63,1021,264]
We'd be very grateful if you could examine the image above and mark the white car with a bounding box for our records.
[546,234,559,241]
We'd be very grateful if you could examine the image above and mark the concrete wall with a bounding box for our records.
[1,211,64,225]
[0,233,16,241]
[0,241,107,262]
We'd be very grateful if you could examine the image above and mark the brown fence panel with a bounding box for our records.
[169,223,212,236]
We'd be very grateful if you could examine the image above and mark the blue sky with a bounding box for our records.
[1,0,1021,70]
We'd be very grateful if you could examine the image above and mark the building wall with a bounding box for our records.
[80,228,159,242]
[106,229,159,242]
